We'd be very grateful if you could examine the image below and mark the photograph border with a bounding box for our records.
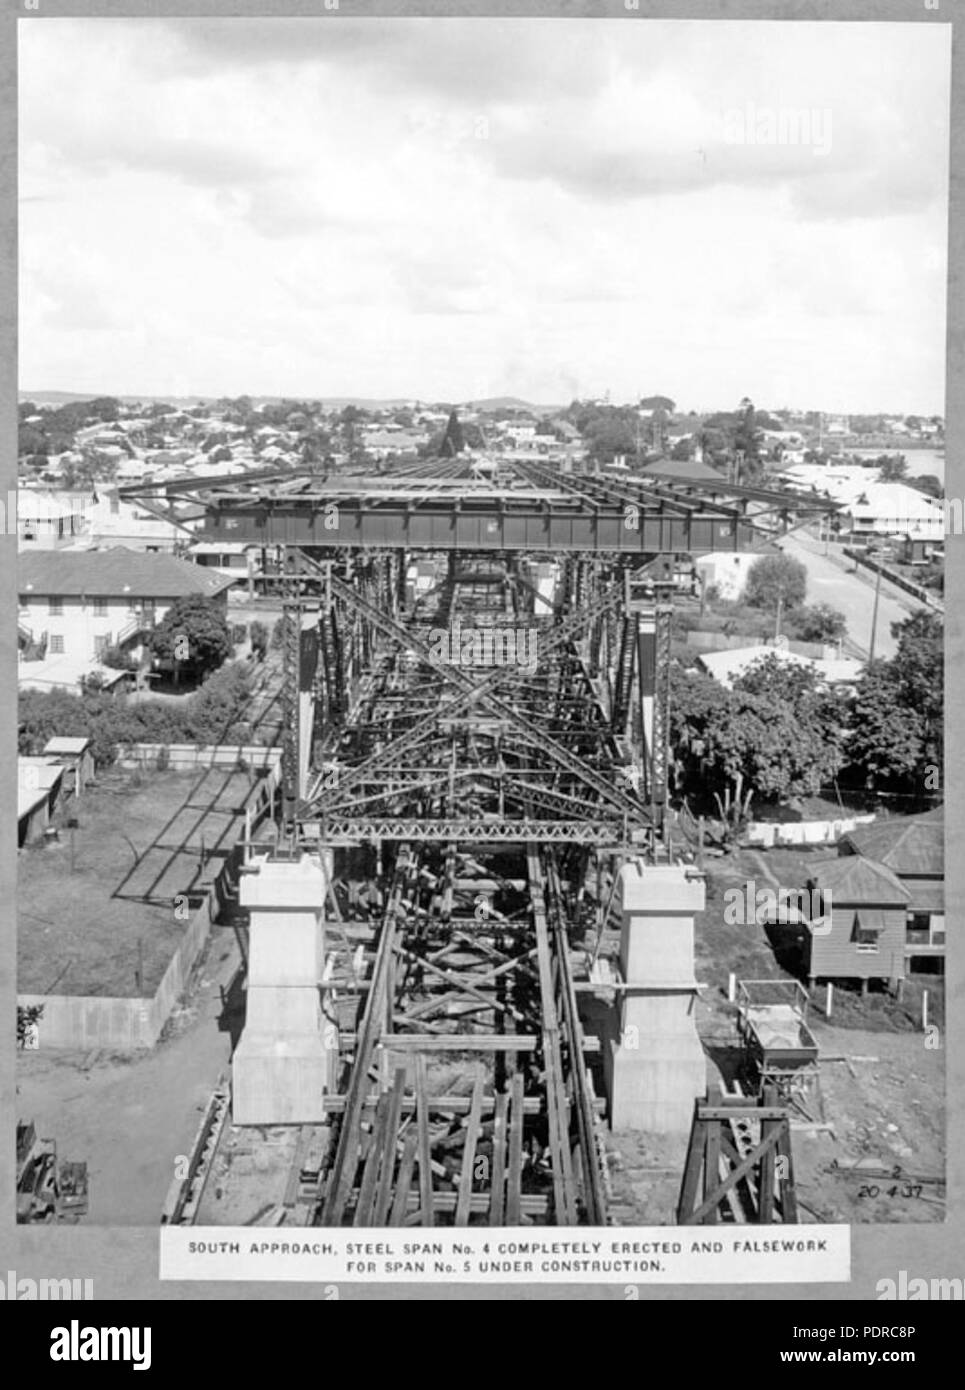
[2,0,960,1301]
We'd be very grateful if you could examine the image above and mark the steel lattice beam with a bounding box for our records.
[303,818,645,845]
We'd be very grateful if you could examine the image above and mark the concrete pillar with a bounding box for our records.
[232,852,337,1125]
[606,860,706,1133]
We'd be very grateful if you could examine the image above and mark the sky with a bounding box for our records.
[19,17,951,413]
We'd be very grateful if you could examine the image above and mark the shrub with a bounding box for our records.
[250,620,269,661]
[744,553,808,611]
[101,644,138,672]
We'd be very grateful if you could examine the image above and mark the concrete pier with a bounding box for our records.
[606,860,706,1132]
[232,852,336,1125]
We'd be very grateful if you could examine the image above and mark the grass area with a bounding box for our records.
[18,767,254,997]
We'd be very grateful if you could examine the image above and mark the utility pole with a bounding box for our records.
[868,551,883,663]
[775,592,783,641]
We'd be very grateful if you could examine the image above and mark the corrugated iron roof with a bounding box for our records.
[807,855,911,903]
[843,817,943,877]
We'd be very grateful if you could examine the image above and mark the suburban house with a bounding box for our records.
[845,483,943,544]
[18,485,190,553]
[799,855,911,991]
[839,811,945,971]
[18,547,235,687]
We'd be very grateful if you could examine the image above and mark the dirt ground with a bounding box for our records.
[15,926,242,1225]
[605,1002,944,1226]
[792,1020,944,1224]
[18,767,254,996]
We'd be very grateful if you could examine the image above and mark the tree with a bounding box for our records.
[743,553,808,611]
[910,474,942,500]
[845,609,943,793]
[785,603,847,643]
[669,661,843,819]
[148,596,231,683]
[440,410,466,457]
[86,396,121,422]
[732,397,763,481]
[877,454,908,482]
[889,610,943,764]
[846,664,928,789]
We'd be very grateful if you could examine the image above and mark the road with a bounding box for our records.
[777,531,924,661]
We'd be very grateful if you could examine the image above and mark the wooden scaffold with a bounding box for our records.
[676,1084,798,1225]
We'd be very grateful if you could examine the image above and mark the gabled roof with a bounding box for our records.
[807,855,911,904]
[18,547,235,600]
[843,816,943,877]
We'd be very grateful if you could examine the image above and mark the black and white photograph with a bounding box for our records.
[8,6,956,1303]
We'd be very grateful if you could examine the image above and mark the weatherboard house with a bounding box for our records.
[799,856,910,991]
[839,811,945,970]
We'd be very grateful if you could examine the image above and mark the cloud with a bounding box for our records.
[16,18,951,412]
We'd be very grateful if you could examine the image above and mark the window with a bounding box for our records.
[851,911,881,953]
[49,635,64,655]
[48,596,63,615]
[92,598,107,616]
[94,635,109,657]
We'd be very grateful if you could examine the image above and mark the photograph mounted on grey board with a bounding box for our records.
[14,15,947,1238]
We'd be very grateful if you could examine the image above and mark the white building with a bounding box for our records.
[694,552,761,602]
[18,485,191,553]
[18,547,235,683]
[847,483,944,542]
[696,643,862,691]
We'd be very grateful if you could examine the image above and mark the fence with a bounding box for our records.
[116,743,282,772]
[843,548,943,612]
[19,747,282,1050]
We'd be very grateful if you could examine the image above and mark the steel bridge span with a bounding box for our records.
[136,456,830,1227]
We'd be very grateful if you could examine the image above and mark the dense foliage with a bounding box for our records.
[744,552,808,611]
[148,596,232,682]
[18,664,257,768]
[669,608,943,815]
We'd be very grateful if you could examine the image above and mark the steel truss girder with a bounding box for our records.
[303,818,644,845]
[304,569,640,821]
